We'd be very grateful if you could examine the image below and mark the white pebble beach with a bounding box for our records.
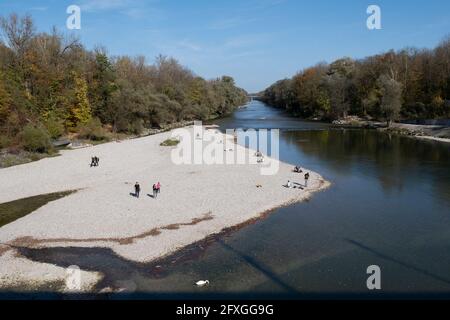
[0,126,330,291]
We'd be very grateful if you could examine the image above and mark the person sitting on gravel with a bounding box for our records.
[294,166,303,173]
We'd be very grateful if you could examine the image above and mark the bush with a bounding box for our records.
[77,118,109,141]
[128,119,144,135]
[45,114,65,139]
[160,138,180,146]
[20,124,52,153]
[0,134,11,149]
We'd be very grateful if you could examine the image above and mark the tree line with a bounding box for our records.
[261,36,450,124]
[0,14,248,152]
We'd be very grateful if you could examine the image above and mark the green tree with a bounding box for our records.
[91,51,116,122]
[67,73,91,128]
[378,75,402,126]
[0,73,11,125]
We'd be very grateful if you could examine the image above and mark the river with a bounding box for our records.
[131,100,450,298]
[15,100,450,299]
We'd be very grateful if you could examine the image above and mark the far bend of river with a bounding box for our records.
[122,100,450,298]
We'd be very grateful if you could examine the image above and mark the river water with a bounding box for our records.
[11,100,450,299]
[132,100,450,298]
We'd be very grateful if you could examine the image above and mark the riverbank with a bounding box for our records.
[330,116,450,143]
[0,125,329,292]
[379,123,450,143]
[0,120,196,169]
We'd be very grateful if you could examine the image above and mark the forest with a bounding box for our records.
[261,36,450,124]
[0,14,248,154]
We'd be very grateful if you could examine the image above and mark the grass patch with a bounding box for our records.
[160,138,180,146]
[0,191,76,228]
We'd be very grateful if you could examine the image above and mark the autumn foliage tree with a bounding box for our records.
[262,37,450,122]
[0,14,248,152]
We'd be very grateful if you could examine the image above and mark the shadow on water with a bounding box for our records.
[10,238,298,297]
[6,242,450,300]
[215,239,299,294]
[15,245,147,291]
[345,239,450,286]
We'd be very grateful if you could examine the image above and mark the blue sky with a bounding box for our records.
[1,0,449,92]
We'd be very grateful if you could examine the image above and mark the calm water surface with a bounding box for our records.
[137,100,450,297]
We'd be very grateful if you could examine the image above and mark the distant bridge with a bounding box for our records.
[247,94,262,101]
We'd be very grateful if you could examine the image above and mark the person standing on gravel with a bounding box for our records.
[152,183,157,198]
[135,182,141,198]
[304,173,310,187]
[156,182,161,196]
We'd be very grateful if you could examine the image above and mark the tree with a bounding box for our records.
[325,73,350,120]
[67,73,91,128]
[0,73,11,125]
[0,13,34,59]
[91,51,116,122]
[262,34,450,122]
[0,13,248,149]
[378,75,402,126]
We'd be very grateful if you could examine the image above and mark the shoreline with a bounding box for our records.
[378,123,450,144]
[0,125,330,292]
[327,117,450,144]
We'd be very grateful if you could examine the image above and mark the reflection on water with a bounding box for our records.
[284,129,450,205]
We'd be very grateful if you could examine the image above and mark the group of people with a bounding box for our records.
[255,151,265,163]
[294,166,303,173]
[133,181,161,199]
[90,156,100,167]
[87,156,162,200]
[152,182,161,198]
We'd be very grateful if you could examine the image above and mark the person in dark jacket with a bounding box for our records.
[135,182,141,198]
[152,184,157,198]
[304,172,310,187]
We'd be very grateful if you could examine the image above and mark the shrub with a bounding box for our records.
[45,114,65,139]
[160,138,180,146]
[20,124,52,153]
[128,119,144,135]
[0,134,11,149]
[77,118,109,141]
